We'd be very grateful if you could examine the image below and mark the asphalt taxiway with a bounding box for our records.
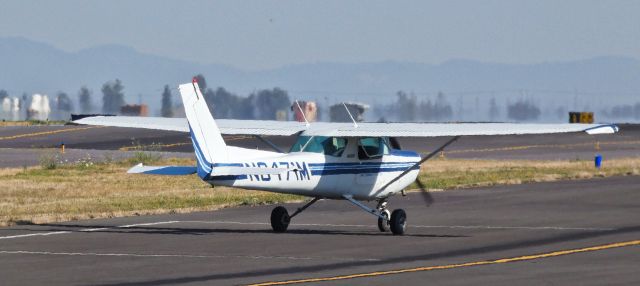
[1,176,638,285]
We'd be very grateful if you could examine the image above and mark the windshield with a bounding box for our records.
[358,137,390,159]
[290,136,347,157]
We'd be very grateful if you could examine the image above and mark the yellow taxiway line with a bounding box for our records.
[439,140,640,155]
[0,126,103,141]
[248,239,640,286]
[117,135,255,151]
[118,142,192,151]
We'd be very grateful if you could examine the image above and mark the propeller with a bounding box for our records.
[375,136,460,206]
[414,176,434,206]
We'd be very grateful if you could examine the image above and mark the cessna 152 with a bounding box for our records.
[74,78,618,235]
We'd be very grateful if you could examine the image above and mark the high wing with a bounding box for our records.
[73,116,618,137]
[301,122,619,136]
[73,116,307,136]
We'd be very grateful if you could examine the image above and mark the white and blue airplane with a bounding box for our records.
[75,78,619,235]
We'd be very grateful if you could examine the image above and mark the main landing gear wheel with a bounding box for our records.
[270,206,290,233]
[390,209,407,235]
[377,209,391,232]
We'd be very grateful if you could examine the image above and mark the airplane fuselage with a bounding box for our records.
[200,140,420,201]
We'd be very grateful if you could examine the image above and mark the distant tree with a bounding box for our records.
[488,97,500,121]
[78,86,92,113]
[555,106,567,120]
[200,86,251,119]
[434,92,453,120]
[160,85,173,117]
[417,92,453,122]
[194,74,207,91]
[607,104,634,119]
[456,96,464,119]
[507,99,540,121]
[189,74,290,120]
[394,91,417,122]
[0,90,8,101]
[250,88,291,120]
[101,79,125,114]
[56,92,73,112]
[419,99,434,121]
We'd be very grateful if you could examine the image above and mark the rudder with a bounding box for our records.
[178,79,229,175]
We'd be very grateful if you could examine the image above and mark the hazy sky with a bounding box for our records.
[1,0,639,70]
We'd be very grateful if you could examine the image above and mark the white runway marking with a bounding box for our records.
[179,220,614,231]
[0,231,70,240]
[0,250,380,262]
[117,221,181,228]
[0,221,180,240]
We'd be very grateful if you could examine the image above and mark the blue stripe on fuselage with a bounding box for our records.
[207,161,419,181]
[188,126,212,179]
[310,165,418,176]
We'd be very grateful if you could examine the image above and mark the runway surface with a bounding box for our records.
[1,176,638,285]
[1,123,639,167]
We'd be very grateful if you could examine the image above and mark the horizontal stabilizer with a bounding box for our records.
[127,163,197,175]
[210,167,289,176]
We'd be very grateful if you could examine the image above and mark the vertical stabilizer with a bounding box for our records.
[179,79,228,175]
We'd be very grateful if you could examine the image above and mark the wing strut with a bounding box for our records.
[342,102,358,128]
[294,100,310,127]
[375,136,461,195]
[254,135,284,153]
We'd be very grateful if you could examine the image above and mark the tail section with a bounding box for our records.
[178,78,228,177]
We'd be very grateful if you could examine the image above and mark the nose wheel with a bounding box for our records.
[389,209,407,235]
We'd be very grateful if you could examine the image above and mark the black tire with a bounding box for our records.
[270,206,290,233]
[390,209,407,235]
[377,210,390,232]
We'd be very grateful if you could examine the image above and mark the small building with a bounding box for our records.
[27,94,51,121]
[120,104,148,116]
[291,101,317,122]
[1,97,21,121]
[329,102,369,122]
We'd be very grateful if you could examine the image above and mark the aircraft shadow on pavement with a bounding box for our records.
[28,223,468,238]
[88,225,640,286]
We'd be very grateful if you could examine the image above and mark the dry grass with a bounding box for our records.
[0,157,301,226]
[0,120,67,126]
[1,155,639,226]
[412,157,640,190]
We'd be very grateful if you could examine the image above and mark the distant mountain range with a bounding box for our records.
[1,37,639,120]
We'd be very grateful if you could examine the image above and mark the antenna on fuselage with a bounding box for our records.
[342,102,358,128]
[295,100,310,127]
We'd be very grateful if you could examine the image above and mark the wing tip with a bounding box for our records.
[585,124,619,135]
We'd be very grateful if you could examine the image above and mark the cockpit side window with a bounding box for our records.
[358,137,390,159]
[290,136,347,157]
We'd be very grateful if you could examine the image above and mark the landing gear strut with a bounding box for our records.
[343,195,407,235]
[270,197,320,233]
[376,200,390,232]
